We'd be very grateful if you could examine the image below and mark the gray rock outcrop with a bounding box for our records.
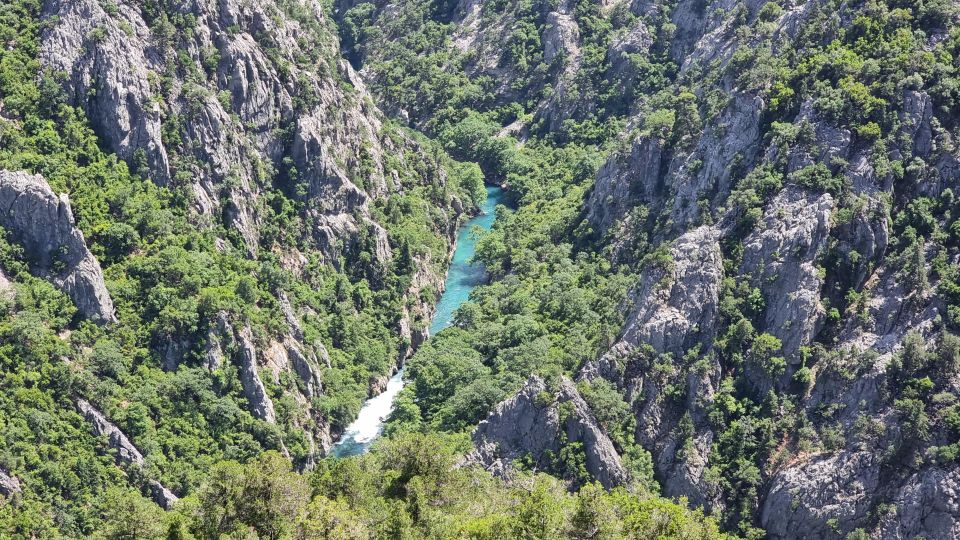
[40,0,170,185]
[76,399,178,509]
[587,135,664,237]
[468,375,628,489]
[286,338,323,400]
[615,226,723,357]
[0,171,115,322]
[585,93,763,251]
[762,451,960,540]
[875,465,960,539]
[237,326,277,424]
[206,309,334,457]
[740,187,834,357]
[77,398,145,465]
[0,267,14,303]
[0,469,21,498]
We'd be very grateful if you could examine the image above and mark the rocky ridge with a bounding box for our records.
[29,0,470,467]
[468,375,629,489]
[0,170,115,323]
[76,399,179,509]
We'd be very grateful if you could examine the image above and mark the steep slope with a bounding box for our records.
[0,0,484,534]
[572,1,960,536]
[31,0,478,444]
[0,170,115,323]
[343,0,960,537]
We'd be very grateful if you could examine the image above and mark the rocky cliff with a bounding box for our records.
[0,170,115,322]
[344,0,960,536]
[468,375,629,489]
[30,0,471,460]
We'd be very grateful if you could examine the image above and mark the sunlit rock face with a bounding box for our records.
[0,170,115,322]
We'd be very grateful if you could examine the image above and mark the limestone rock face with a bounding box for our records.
[669,93,764,228]
[585,93,763,253]
[587,135,664,237]
[875,466,960,539]
[0,469,21,498]
[607,22,653,78]
[901,90,934,159]
[762,452,960,540]
[287,339,323,400]
[205,310,335,456]
[237,326,277,424]
[761,451,881,539]
[76,399,179,509]
[469,375,628,489]
[740,187,834,357]
[0,267,15,302]
[616,226,724,357]
[535,0,585,132]
[0,171,115,323]
[77,399,146,466]
[40,0,170,185]
[572,227,726,508]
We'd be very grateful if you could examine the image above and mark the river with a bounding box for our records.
[330,185,504,457]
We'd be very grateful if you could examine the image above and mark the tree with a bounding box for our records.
[902,234,929,297]
[296,496,368,540]
[452,161,488,207]
[99,222,140,263]
[95,487,166,540]
[750,333,786,377]
[193,452,309,539]
[512,478,568,540]
[570,483,620,539]
[89,339,129,380]
[671,91,702,148]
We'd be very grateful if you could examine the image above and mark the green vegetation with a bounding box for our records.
[88,433,729,539]
[0,0,482,535]
[5,0,960,535]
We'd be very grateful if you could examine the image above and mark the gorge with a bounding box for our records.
[2,0,960,537]
[331,185,504,457]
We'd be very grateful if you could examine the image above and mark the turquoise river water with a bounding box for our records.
[330,185,504,457]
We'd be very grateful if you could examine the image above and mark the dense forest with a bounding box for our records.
[2,0,960,537]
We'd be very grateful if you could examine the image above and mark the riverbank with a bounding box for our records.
[330,185,505,457]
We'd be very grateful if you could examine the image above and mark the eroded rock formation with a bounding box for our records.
[469,375,628,489]
[0,171,115,322]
